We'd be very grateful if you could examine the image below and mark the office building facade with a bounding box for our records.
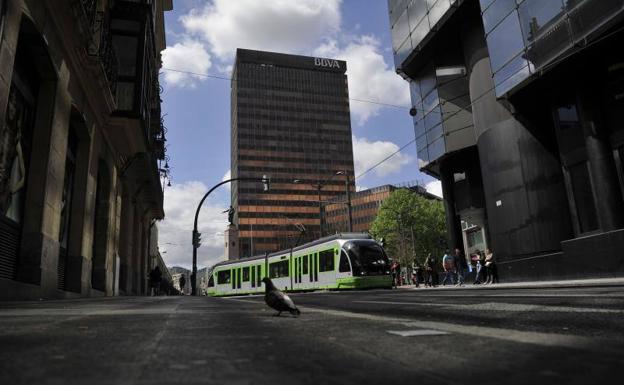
[388,0,624,280]
[0,0,171,299]
[231,49,355,257]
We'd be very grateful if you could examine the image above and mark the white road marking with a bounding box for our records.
[387,330,449,337]
[354,300,624,314]
[217,297,616,351]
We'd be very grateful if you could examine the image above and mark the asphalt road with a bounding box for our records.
[1,285,623,385]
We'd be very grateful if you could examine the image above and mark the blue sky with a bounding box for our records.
[157,0,441,269]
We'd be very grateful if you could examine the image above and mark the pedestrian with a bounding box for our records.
[390,260,398,288]
[472,250,483,284]
[413,261,423,288]
[424,253,434,287]
[453,248,466,286]
[179,274,186,294]
[441,250,455,286]
[149,266,162,296]
[484,248,498,284]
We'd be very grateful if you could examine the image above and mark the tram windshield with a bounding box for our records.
[344,241,391,276]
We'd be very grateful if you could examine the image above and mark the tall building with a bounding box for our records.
[231,49,355,258]
[387,0,624,281]
[0,0,172,299]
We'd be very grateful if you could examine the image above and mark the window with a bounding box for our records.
[217,270,230,284]
[269,260,289,278]
[303,255,309,274]
[208,275,214,287]
[242,266,250,282]
[319,249,335,272]
[251,266,255,287]
[486,12,525,73]
[339,251,351,273]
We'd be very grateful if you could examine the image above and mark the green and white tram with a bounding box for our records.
[206,233,392,296]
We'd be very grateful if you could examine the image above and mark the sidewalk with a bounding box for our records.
[396,276,624,290]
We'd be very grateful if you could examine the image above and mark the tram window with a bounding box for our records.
[269,260,289,278]
[339,251,351,272]
[303,255,309,274]
[208,275,215,287]
[217,270,230,284]
[257,265,262,286]
[251,266,256,287]
[242,267,250,282]
[319,249,334,272]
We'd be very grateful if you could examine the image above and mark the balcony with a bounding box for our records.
[71,0,119,100]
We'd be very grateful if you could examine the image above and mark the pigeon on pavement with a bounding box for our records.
[262,277,301,317]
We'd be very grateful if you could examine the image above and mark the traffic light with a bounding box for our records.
[193,230,202,248]
[262,174,270,191]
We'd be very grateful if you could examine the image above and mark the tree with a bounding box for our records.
[370,189,446,267]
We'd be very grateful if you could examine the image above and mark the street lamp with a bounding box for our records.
[191,174,270,295]
[293,179,324,237]
[335,171,353,232]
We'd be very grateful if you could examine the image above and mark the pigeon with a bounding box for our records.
[261,277,301,317]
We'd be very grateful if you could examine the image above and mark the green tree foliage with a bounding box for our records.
[370,189,446,267]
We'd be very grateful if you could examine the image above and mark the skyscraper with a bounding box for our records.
[231,49,356,258]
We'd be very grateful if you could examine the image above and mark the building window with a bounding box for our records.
[567,162,599,234]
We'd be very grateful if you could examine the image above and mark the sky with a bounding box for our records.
[157,0,443,270]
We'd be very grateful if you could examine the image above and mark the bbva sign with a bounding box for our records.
[314,57,340,68]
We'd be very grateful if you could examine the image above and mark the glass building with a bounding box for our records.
[388,0,624,281]
[231,49,355,258]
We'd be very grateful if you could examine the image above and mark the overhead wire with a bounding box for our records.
[161,24,624,183]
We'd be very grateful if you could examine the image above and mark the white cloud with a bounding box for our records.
[180,0,341,60]
[352,135,411,178]
[314,36,410,125]
[161,40,212,88]
[221,169,231,191]
[159,181,229,269]
[425,180,443,198]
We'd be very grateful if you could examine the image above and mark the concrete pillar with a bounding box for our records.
[439,168,462,252]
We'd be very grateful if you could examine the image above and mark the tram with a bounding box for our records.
[206,233,392,296]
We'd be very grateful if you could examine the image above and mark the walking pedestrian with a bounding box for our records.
[453,248,466,286]
[179,274,186,294]
[441,250,455,286]
[424,253,436,287]
[149,266,162,296]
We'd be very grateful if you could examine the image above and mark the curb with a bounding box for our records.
[396,277,624,291]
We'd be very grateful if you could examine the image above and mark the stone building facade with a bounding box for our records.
[0,0,172,299]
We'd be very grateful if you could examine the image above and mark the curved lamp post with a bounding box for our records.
[191,175,270,295]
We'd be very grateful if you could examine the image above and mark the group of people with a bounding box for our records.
[390,248,498,288]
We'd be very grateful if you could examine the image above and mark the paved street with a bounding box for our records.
[1,285,623,385]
